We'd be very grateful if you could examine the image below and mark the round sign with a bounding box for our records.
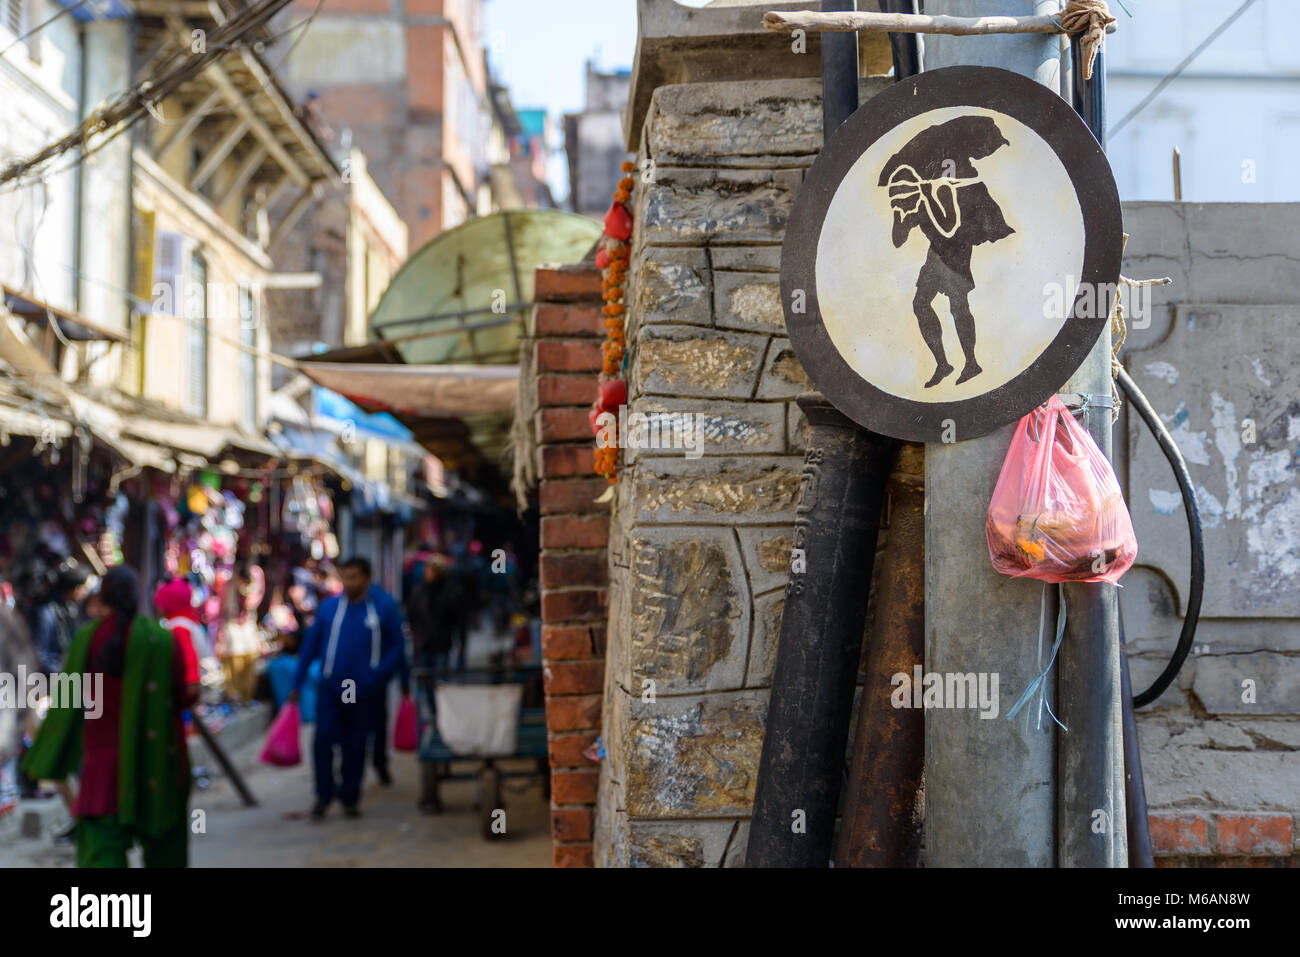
[781,65,1123,442]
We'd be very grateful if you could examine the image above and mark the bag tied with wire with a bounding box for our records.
[986,395,1137,584]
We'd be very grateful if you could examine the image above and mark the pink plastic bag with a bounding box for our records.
[259,702,302,767]
[986,395,1137,584]
[393,696,418,752]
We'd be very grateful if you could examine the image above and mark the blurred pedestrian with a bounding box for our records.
[290,557,404,819]
[22,565,199,868]
[406,554,454,714]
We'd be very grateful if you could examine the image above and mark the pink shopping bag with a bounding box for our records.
[393,696,418,752]
[259,702,302,766]
[986,395,1137,584]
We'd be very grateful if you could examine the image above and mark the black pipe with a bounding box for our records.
[746,395,894,867]
[880,0,922,78]
[820,0,860,132]
[1118,606,1155,867]
[1070,37,1106,151]
[1117,366,1204,706]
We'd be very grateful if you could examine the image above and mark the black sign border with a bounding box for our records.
[781,65,1124,442]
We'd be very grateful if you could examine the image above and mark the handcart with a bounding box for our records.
[412,664,549,839]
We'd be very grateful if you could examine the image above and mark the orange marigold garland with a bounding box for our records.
[591,160,636,484]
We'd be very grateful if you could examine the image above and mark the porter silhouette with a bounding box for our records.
[880,116,1015,388]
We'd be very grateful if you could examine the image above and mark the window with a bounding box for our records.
[185,252,208,416]
[3,1,26,39]
[239,283,258,431]
[2,1,39,63]
[153,230,183,315]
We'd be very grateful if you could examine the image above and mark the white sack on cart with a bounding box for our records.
[434,683,523,757]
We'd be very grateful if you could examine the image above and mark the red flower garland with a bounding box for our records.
[593,160,636,483]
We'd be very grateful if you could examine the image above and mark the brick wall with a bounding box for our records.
[533,263,609,868]
[1149,811,1297,867]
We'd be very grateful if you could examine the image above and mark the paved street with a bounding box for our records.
[4,732,550,869]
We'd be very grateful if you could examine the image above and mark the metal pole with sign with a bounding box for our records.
[763,0,1126,867]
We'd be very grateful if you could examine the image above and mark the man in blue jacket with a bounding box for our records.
[290,557,405,820]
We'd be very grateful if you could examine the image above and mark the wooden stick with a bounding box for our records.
[763,11,1116,36]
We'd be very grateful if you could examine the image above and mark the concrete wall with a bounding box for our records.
[1119,202,1300,864]
[0,13,79,311]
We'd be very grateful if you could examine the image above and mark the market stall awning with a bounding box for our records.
[368,209,601,365]
[2,285,131,343]
[297,362,519,418]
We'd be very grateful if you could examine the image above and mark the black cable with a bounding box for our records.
[1117,365,1203,707]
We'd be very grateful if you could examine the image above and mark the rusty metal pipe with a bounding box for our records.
[835,441,925,867]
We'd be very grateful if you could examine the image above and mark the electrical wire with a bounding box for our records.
[1110,0,1260,137]
[0,0,296,190]
[1117,365,1204,707]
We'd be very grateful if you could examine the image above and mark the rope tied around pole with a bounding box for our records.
[1055,0,1117,80]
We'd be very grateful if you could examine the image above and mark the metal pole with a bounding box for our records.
[747,394,893,867]
[1057,38,1127,869]
[191,714,258,807]
[922,0,1060,869]
[835,441,925,867]
[1119,607,1155,867]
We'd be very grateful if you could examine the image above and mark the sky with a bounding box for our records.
[483,0,639,202]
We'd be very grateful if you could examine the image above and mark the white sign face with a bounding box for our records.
[781,66,1123,443]
[815,107,1086,404]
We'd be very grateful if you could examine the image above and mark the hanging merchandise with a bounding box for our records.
[186,484,209,516]
[986,395,1137,584]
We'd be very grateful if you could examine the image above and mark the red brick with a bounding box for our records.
[546,693,603,732]
[553,843,594,868]
[535,339,602,374]
[539,444,594,479]
[551,769,600,805]
[534,303,604,338]
[1149,813,1210,855]
[545,660,605,696]
[1214,813,1294,856]
[540,552,608,588]
[551,807,593,843]
[542,625,603,661]
[537,406,596,443]
[541,515,610,549]
[540,477,610,514]
[538,375,598,407]
[549,732,599,769]
[535,265,602,302]
[541,588,605,622]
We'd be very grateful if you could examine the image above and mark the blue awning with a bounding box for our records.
[56,0,132,21]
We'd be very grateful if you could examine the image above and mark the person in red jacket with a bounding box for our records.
[154,578,203,689]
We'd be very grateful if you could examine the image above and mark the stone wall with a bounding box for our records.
[533,263,610,868]
[596,76,889,867]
